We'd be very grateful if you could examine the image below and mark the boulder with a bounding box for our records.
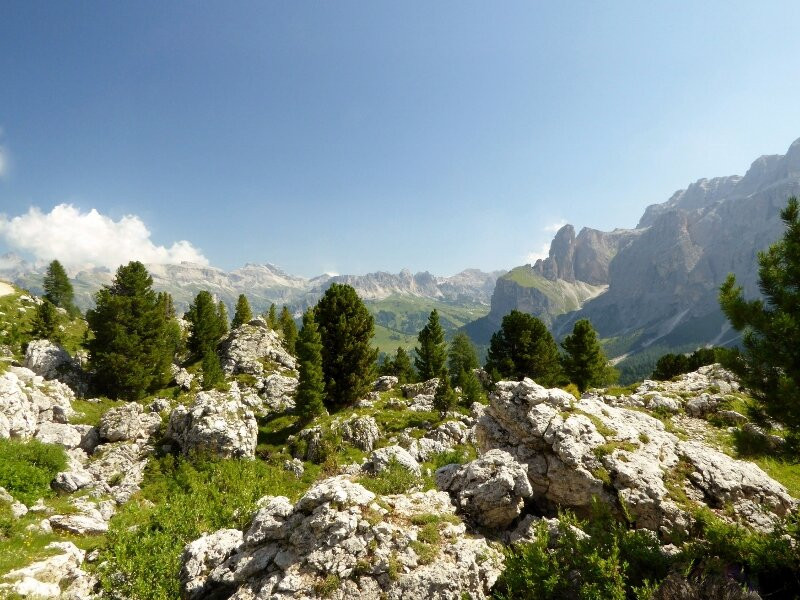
[167,390,258,459]
[219,320,296,377]
[34,422,82,449]
[373,376,399,392]
[436,449,532,528]
[336,415,381,452]
[261,373,298,412]
[0,366,74,440]
[179,476,502,600]
[0,541,96,600]
[171,364,195,391]
[0,486,28,518]
[364,445,421,477]
[99,402,162,443]
[402,379,439,399]
[23,340,88,396]
[49,514,108,535]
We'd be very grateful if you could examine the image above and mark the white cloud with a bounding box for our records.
[0,204,208,271]
[543,219,567,233]
[524,243,550,265]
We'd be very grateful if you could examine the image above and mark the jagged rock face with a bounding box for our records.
[179,476,503,600]
[260,373,298,413]
[23,340,89,397]
[220,319,297,377]
[335,415,381,452]
[0,366,74,440]
[436,449,532,529]
[167,390,258,459]
[0,541,97,599]
[474,377,795,536]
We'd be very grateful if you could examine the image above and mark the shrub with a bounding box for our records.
[359,458,420,495]
[0,439,67,505]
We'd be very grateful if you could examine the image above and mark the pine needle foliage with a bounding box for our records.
[415,309,447,381]
[561,319,617,392]
[231,294,253,329]
[295,308,326,423]
[279,306,298,355]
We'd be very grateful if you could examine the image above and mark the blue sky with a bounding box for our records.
[1,1,800,277]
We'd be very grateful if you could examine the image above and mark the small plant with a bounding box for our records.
[358,458,421,495]
[0,439,67,505]
[313,574,340,598]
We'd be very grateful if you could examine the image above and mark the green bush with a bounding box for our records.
[0,439,67,505]
[98,454,308,600]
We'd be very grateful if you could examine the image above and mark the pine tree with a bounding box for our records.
[279,306,298,355]
[267,303,278,330]
[217,301,229,336]
[485,310,563,386]
[314,283,378,408]
[457,368,485,405]
[30,299,62,343]
[561,319,617,393]
[433,369,458,414]
[186,291,226,358]
[158,292,184,361]
[720,197,800,431]
[415,309,447,381]
[201,350,225,390]
[86,261,173,400]
[231,294,253,329]
[295,308,326,422]
[392,347,415,384]
[448,332,479,385]
[43,259,77,316]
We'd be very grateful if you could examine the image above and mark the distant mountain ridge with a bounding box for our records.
[473,136,800,379]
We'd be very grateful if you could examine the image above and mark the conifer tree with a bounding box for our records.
[433,369,458,414]
[30,299,62,343]
[720,197,800,431]
[448,332,479,385]
[295,308,326,423]
[456,368,485,405]
[87,261,173,399]
[43,259,77,316]
[186,291,226,358]
[267,303,278,329]
[415,309,447,381]
[561,319,617,393]
[231,294,253,329]
[201,350,225,390]
[314,283,378,408]
[485,310,563,386]
[158,291,184,361]
[217,301,229,336]
[392,347,415,384]
[279,306,298,355]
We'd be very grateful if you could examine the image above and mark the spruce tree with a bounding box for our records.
[485,310,563,386]
[314,283,378,409]
[86,261,172,399]
[217,301,229,336]
[201,350,225,390]
[30,299,62,343]
[393,347,415,384]
[279,306,298,355]
[159,292,184,361]
[720,197,800,431]
[43,259,77,316]
[295,308,326,423]
[231,294,253,329]
[456,368,485,405]
[267,303,278,330]
[561,319,617,392]
[186,291,226,358]
[433,369,458,414]
[415,309,447,381]
[448,332,479,385]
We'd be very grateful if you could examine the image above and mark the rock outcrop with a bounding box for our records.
[167,389,258,459]
[220,319,296,377]
[179,476,503,600]
[0,366,74,440]
[99,402,162,443]
[0,541,97,599]
[472,378,795,536]
[23,340,88,396]
[335,415,381,452]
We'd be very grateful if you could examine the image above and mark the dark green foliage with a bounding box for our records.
[201,350,225,390]
[561,319,617,392]
[651,347,733,381]
[448,332,479,385]
[433,370,458,413]
[720,197,800,432]
[30,299,62,343]
[0,439,67,505]
[279,306,298,355]
[217,301,229,336]
[314,283,378,409]
[159,292,184,361]
[42,259,77,316]
[231,294,253,329]
[295,309,326,423]
[485,310,563,386]
[185,291,227,358]
[378,346,416,383]
[87,261,174,400]
[456,368,485,405]
[267,303,278,329]
[415,309,447,380]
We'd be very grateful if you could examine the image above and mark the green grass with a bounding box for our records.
[500,267,604,314]
[70,397,121,426]
[97,454,310,600]
[0,439,68,505]
[358,458,421,495]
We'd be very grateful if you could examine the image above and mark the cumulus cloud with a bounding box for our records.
[0,204,208,271]
[543,219,567,233]
[524,243,550,265]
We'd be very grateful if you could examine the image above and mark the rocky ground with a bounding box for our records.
[0,287,798,599]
